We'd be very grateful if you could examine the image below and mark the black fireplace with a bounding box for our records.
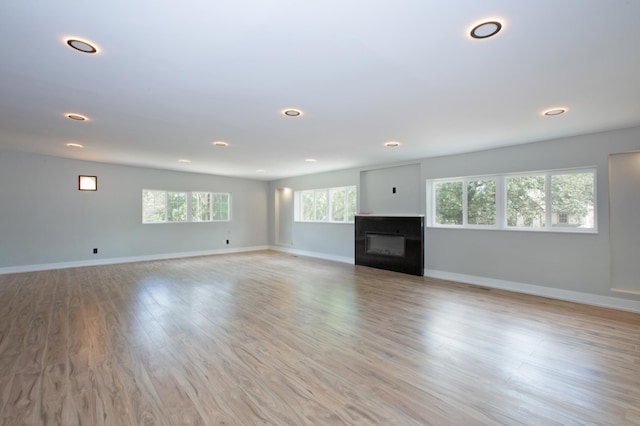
[355,215,424,276]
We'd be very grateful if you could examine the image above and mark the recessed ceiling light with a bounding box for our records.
[178,159,191,163]
[65,142,84,148]
[470,20,503,39]
[283,109,302,117]
[65,113,88,121]
[256,169,266,173]
[212,141,229,147]
[65,38,98,54]
[384,141,401,147]
[543,108,568,116]
[304,158,317,163]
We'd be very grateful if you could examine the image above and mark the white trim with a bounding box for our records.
[425,269,640,314]
[0,246,269,275]
[610,288,640,296]
[5,248,637,314]
[269,246,354,264]
[294,185,357,223]
[426,167,597,233]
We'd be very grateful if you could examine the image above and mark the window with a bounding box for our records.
[212,193,230,221]
[550,173,595,228]
[434,181,463,225]
[301,191,315,221]
[143,190,231,223]
[191,192,212,222]
[167,192,187,222]
[315,190,328,221]
[506,175,545,228]
[428,168,596,232]
[143,190,168,223]
[295,186,357,223]
[467,179,496,225]
[433,179,496,227]
[558,213,569,224]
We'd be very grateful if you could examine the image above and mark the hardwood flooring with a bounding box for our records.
[0,250,639,425]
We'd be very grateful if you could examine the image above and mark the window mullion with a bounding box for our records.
[431,181,439,225]
[187,193,192,222]
[344,188,348,223]
[313,191,317,221]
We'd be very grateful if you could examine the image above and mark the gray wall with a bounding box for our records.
[422,126,640,299]
[4,126,640,304]
[268,168,359,259]
[0,150,269,268]
[360,163,421,214]
[268,126,640,303]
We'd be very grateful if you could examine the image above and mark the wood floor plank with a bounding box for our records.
[166,361,239,424]
[147,367,205,425]
[242,370,343,425]
[40,363,69,425]
[0,250,639,424]
[1,372,41,425]
[91,355,137,426]
[109,334,169,426]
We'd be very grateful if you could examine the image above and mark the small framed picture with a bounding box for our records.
[78,175,97,191]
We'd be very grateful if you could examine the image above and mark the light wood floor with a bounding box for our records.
[1,251,639,425]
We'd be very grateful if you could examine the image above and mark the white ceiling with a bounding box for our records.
[1,1,639,180]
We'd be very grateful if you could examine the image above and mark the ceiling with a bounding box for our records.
[1,1,639,180]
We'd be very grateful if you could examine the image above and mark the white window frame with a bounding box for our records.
[191,191,213,222]
[430,177,499,229]
[166,191,188,223]
[427,167,597,233]
[142,190,232,224]
[142,190,169,224]
[294,186,357,223]
[211,192,231,222]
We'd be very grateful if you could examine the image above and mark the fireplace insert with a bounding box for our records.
[355,215,424,276]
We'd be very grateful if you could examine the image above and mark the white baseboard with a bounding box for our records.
[5,248,638,314]
[269,245,354,265]
[425,269,640,314]
[0,246,270,275]
[269,249,640,313]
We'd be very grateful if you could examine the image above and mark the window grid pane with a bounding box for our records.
[143,190,167,223]
[506,175,546,227]
[213,193,230,221]
[467,179,496,225]
[347,187,357,221]
[315,191,328,221]
[192,192,212,222]
[330,188,346,222]
[435,181,463,225]
[551,173,595,228]
[302,192,314,221]
[167,192,187,222]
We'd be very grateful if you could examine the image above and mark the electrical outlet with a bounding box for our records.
[93,248,98,254]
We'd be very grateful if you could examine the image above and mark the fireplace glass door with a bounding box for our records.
[366,233,405,257]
